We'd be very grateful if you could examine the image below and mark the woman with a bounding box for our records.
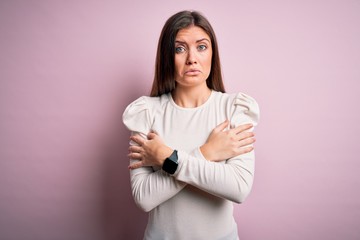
[123,10,260,240]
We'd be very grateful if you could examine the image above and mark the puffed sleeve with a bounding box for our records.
[173,92,260,203]
[123,96,151,137]
[230,92,260,127]
[122,96,186,212]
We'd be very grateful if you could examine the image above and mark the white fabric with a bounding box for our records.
[123,90,260,240]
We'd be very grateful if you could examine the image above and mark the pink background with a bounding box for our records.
[1,0,359,239]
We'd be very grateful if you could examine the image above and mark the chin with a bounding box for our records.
[179,81,207,89]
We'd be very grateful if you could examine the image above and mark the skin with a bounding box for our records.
[171,25,213,107]
[128,26,256,169]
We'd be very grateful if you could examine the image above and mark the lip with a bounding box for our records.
[184,69,201,75]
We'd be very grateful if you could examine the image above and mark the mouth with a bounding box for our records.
[184,69,201,75]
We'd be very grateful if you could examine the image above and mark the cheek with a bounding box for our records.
[203,50,212,67]
[205,55,212,71]
[174,57,182,73]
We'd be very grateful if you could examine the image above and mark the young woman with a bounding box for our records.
[123,10,260,240]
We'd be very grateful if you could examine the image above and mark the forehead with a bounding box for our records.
[175,25,211,42]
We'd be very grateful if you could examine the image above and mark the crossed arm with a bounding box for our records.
[127,120,256,212]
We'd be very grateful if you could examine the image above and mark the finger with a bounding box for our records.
[236,137,256,148]
[128,161,144,170]
[147,132,157,140]
[130,135,145,146]
[237,146,254,155]
[128,152,142,160]
[236,132,255,141]
[214,120,229,133]
[232,123,253,134]
[129,145,142,153]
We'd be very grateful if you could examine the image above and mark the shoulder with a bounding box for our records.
[122,94,171,132]
[213,91,260,127]
[213,91,259,109]
[232,92,259,113]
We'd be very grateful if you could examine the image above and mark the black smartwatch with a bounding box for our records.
[162,150,178,174]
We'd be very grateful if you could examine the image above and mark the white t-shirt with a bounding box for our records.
[123,90,260,240]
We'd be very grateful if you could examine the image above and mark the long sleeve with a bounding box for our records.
[173,93,260,203]
[123,96,187,212]
[128,159,186,212]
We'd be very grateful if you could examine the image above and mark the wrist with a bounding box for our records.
[161,147,174,163]
[200,144,213,161]
[162,149,178,174]
[156,146,173,167]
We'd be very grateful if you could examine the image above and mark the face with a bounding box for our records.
[174,25,212,89]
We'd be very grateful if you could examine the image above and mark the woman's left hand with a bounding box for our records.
[128,132,173,170]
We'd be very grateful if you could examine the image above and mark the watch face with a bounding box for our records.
[162,151,178,174]
[168,150,178,162]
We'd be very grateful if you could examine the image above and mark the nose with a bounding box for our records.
[186,49,197,65]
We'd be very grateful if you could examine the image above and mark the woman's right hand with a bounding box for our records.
[200,120,256,162]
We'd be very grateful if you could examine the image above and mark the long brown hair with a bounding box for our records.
[150,10,225,97]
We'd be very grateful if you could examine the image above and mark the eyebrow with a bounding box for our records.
[175,38,211,44]
[196,38,211,43]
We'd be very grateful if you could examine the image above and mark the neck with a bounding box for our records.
[172,85,212,108]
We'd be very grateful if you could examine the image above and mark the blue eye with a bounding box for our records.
[175,46,185,53]
[198,45,207,51]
